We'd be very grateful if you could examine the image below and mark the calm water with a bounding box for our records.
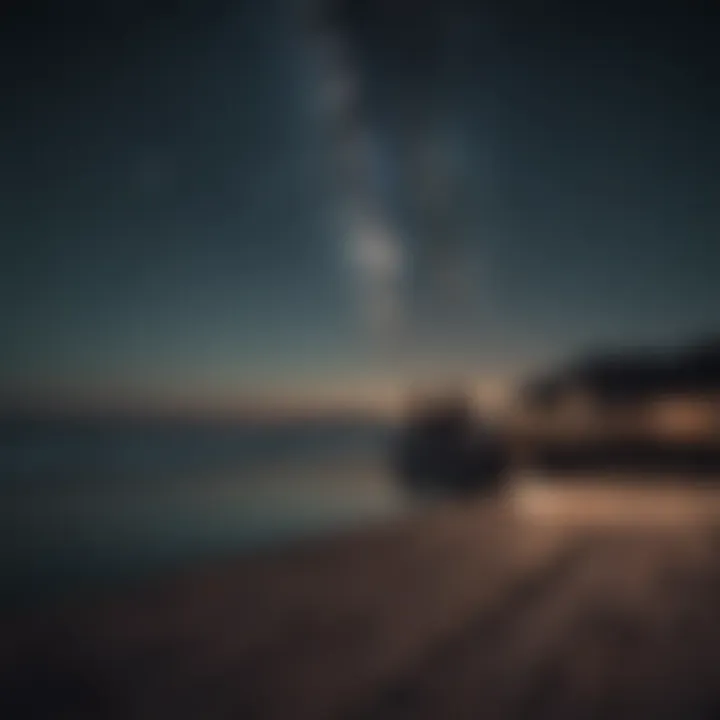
[0,418,406,605]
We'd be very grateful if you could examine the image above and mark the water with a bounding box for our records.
[0,417,406,606]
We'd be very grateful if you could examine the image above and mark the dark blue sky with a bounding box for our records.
[1,1,719,412]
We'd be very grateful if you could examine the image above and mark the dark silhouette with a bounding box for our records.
[524,336,720,408]
[392,394,507,498]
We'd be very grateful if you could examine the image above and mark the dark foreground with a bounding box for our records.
[4,480,720,719]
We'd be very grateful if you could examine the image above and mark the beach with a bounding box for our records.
[4,480,720,719]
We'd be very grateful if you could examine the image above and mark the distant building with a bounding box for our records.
[510,338,720,472]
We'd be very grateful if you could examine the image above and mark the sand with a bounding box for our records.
[4,482,720,719]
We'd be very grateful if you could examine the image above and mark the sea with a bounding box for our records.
[0,416,407,607]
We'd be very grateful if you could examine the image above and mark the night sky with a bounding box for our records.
[1,1,719,413]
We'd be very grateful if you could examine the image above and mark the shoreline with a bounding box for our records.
[4,488,720,718]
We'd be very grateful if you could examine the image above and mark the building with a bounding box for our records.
[510,338,720,473]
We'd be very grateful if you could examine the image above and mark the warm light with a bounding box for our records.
[512,475,720,526]
[650,397,718,438]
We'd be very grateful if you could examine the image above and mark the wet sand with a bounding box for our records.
[4,480,720,719]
